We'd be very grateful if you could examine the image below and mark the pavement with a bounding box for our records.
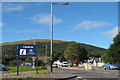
[1,67,77,80]
[44,67,77,79]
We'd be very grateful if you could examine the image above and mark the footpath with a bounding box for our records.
[2,67,85,80]
[43,67,77,79]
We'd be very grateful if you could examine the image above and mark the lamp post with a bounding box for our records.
[50,2,68,73]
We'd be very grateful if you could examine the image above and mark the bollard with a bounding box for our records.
[85,63,87,69]
[89,63,92,69]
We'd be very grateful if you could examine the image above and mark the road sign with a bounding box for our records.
[17,44,38,76]
[23,63,33,66]
[20,49,26,55]
[18,44,37,57]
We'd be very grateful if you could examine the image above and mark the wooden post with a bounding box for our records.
[36,56,38,74]
[32,57,35,69]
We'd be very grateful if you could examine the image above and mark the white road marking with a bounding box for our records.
[77,77,82,78]
[116,74,120,75]
[76,76,87,80]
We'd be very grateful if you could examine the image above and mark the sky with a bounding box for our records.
[1,2,119,49]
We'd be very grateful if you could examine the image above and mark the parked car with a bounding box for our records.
[68,62,72,67]
[62,61,68,67]
[52,63,58,68]
[0,64,7,71]
[104,62,120,70]
[72,61,77,67]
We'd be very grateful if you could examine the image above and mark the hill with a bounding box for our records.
[2,39,106,66]
[1,39,67,45]
[2,39,106,57]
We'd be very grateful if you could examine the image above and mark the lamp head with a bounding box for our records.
[61,3,69,5]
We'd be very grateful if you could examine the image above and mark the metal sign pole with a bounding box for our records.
[36,55,38,74]
[17,55,19,76]
[36,44,38,74]
[17,44,19,76]
[45,44,47,68]
[33,42,36,69]
[32,57,35,69]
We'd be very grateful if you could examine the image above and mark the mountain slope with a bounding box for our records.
[2,39,106,57]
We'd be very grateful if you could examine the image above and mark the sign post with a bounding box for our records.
[17,44,20,76]
[36,56,38,74]
[32,57,35,69]
[17,44,37,76]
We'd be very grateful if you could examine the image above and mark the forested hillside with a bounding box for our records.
[2,39,106,57]
[1,39,106,66]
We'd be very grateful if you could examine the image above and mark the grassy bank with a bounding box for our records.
[8,66,46,73]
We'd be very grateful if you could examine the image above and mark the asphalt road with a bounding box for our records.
[1,67,120,80]
[52,67,120,80]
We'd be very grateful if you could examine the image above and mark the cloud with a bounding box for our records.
[0,22,2,27]
[31,14,62,26]
[74,20,110,30]
[103,27,120,38]
[2,3,24,13]
[2,3,43,13]
[0,22,4,27]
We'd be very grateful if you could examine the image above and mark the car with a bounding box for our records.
[104,62,120,70]
[0,64,7,71]
[62,61,68,67]
[52,63,58,68]
[68,62,72,67]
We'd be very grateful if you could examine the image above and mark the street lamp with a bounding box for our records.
[50,2,68,73]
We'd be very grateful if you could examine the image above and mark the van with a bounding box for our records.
[62,61,68,67]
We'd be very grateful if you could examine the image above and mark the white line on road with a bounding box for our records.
[76,76,87,80]
[77,77,82,78]
[116,74,120,75]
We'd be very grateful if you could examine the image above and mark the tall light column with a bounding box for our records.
[50,3,53,73]
[50,2,68,73]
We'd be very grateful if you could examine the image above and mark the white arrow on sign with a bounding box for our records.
[20,49,26,55]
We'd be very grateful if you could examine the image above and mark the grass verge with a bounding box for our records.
[3,70,50,78]
[8,66,46,73]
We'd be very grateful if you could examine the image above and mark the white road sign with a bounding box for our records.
[20,49,26,55]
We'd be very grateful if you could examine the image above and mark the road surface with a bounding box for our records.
[52,67,120,80]
[1,67,120,80]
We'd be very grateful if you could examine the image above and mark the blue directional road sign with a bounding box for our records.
[18,44,37,57]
